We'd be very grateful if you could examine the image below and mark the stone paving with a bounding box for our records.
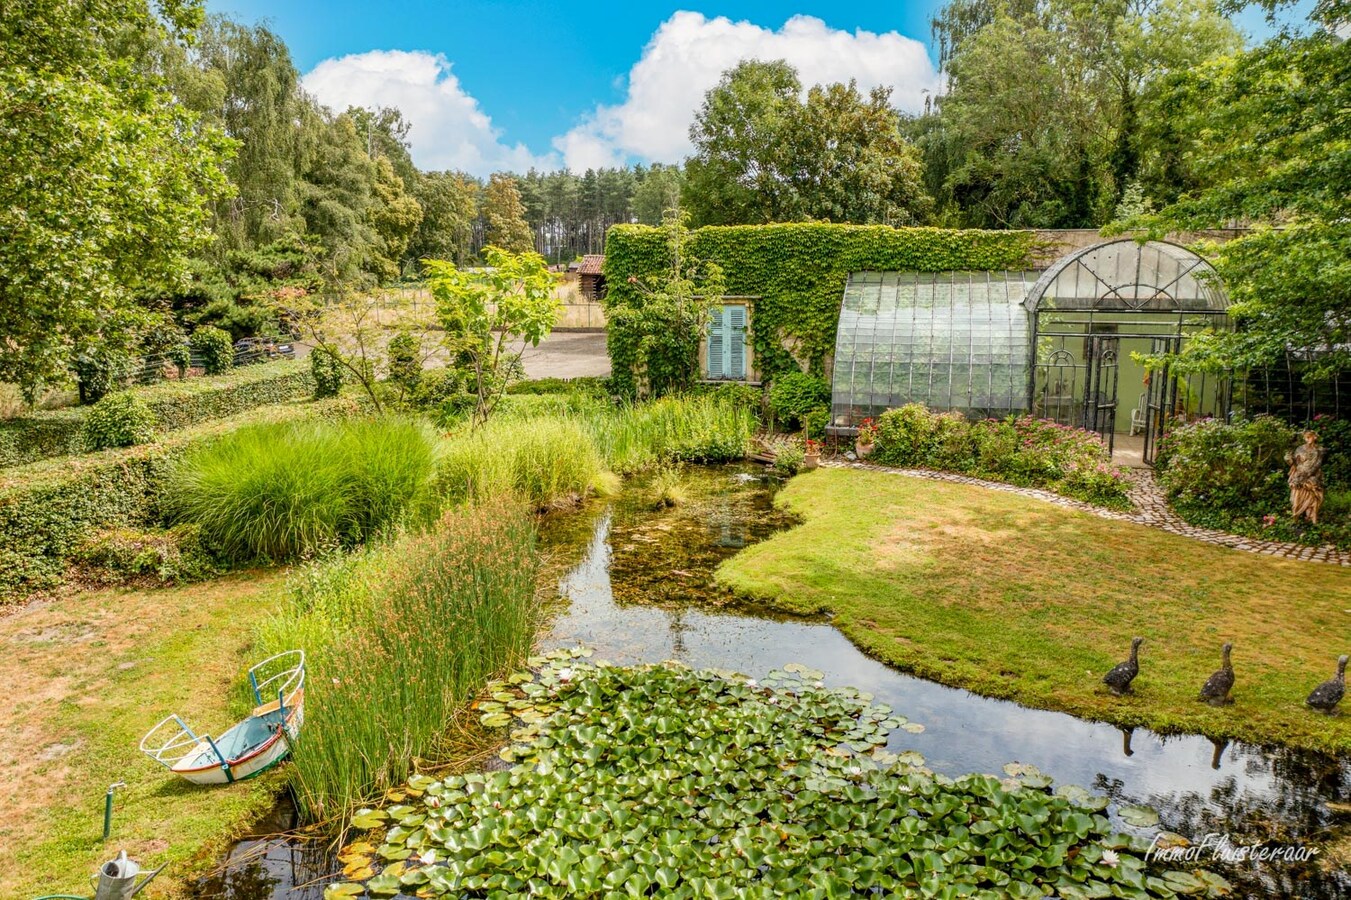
[824,460,1351,567]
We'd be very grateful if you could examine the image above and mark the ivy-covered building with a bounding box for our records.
[602,225,1235,461]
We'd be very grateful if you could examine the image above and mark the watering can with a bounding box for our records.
[91,852,162,900]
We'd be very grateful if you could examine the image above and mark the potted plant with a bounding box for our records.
[855,418,877,459]
[803,438,821,470]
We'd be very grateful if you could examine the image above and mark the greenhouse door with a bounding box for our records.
[1083,335,1119,455]
[1142,337,1179,465]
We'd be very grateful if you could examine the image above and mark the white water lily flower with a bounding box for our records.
[1100,849,1119,868]
[848,766,863,776]
[746,679,757,688]
[813,681,825,689]
[557,667,574,683]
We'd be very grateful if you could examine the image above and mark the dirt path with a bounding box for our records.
[0,573,286,898]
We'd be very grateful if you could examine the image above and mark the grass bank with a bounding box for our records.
[716,467,1351,754]
[0,573,286,898]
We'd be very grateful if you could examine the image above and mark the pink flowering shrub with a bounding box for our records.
[872,404,1132,508]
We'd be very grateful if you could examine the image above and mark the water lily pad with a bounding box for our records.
[480,712,512,728]
[1117,804,1160,828]
[323,884,364,899]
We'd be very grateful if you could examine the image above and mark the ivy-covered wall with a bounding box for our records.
[602,224,1037,395]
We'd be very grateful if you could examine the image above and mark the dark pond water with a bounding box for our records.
[198,465,1350,899]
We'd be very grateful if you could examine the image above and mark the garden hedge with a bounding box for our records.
[602,224,1037,396]
[0,360,314,469]
[0,395,363,600]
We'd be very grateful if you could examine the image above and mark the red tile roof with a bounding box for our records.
[578,254,605,276]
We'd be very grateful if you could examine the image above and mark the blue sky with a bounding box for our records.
[205,0,1297,176]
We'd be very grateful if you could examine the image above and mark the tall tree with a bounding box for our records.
[1124,0,1351,377]
[410,171,479,265]
[683,60,801,225]
[366,156,423,280]
[633,164,685,225]
[0,0,231,398]
[482,173,535,253]
[922,0,1240,228]
[683,60,932,226]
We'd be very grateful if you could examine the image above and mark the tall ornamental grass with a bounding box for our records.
[428,415,612,511]
[168,417,436,561]
[585,394,756,474]
[272,498,540,823]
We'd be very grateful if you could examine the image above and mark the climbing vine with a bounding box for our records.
[602,224,1036,396]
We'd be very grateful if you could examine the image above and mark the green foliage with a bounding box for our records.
[482,174,534,254]
[588,395,757,475]
[167,417,436,562]
[410,171,479,265]
[83,393,157,451]
[1115,4,1348,376]
[73,525,215,585]
[683,60,931,226]
[72,344,134,404]
[922,0,1240,227]
[772,437,807,476]
[191,325,235,375]
[426,247,560,423]
[0,359,313,469]
[767,372,830,431]
[336,652,1224,899]
[873,404,1132,508]
[428,416,610,511]
[603,223,1034,397]
[386,330,423,401]
[311,347,346,399]
[0,6,232,400]
[802,406,830,440]
[1150,416,1351,547]
[605,211,726,398]
[0,396,355,599]
[506,377,609,397]
[264,498,539,822]
[366,156,424,280]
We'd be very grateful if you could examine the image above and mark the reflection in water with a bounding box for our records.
[540,466,1350,899]
[193,803,328,900]
[197,465,1350,898]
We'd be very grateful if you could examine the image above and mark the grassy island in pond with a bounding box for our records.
[716,467,1351,754]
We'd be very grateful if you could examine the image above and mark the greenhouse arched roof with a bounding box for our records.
[1024,239,1226,313]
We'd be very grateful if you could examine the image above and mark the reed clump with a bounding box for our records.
[273,498,540,823]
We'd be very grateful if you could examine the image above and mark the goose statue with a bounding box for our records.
[1198,642,1235,706]
[1306,654,1347,714]
[1103,637,1144,695]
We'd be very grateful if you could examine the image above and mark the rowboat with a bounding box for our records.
[140,651,305,785]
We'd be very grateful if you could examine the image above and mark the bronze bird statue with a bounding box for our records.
[1198,642,1235,706]
[1306,654,1347,714]
[1103,637,1144,695]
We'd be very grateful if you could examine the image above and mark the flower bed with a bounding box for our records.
[871,404,1132,508]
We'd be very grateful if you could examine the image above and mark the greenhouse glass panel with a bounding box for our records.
[830,271,1040,427]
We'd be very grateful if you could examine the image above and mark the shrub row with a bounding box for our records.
[0,360,314,469]
[871,403,1132,508]
[0,395,362,600]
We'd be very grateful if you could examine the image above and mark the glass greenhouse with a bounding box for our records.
[828,240,1231,461]
[829,270,1041,427]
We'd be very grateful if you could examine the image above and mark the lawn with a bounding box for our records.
[0,573,287,898]
[716,467,1351,754]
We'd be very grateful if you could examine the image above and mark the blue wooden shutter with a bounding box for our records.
[707,306,726,379]
[727,304,747,380]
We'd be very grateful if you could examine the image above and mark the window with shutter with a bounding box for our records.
[706,306,725,379]
[727,304,746,380]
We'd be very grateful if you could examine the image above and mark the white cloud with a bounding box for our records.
[553,12,940,171]
[301,50,557,177]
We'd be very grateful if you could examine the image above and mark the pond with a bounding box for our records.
[198,465,1349,899]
